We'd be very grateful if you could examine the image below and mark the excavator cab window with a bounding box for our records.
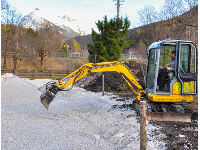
[158,45,176,92]
[146,48,158,92]
[178,42,197,95]
[146,44,177,93]
[159,45,176,69]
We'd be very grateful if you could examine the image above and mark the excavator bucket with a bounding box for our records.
[40,93,54,110]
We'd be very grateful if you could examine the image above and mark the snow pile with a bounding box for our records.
[1,74,167,150]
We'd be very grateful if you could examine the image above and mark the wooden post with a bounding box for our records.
[33,69,35,78]
[102,74,104,96]
[13,69,15,75]
[50,69,52,78]
[140,101,147,150]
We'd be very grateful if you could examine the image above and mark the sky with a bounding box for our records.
[7,0,165,29]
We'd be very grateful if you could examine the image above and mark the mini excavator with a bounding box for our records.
[41,39,197,114]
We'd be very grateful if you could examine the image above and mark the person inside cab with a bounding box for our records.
[157,50,176,91]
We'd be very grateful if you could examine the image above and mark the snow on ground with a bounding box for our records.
[1,74,167,150]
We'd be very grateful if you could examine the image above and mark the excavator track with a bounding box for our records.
[132,99,191,122]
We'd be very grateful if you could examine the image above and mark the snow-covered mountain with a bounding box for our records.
[20,8,92,38]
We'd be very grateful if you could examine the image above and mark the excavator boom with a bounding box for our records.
[41,61,145,110]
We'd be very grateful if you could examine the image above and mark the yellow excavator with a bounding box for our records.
[41,39,197,112]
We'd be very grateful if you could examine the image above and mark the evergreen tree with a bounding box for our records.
[61,42,68,53]
[88,16,133,63]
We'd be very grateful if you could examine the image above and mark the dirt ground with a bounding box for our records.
[76,60,198,150]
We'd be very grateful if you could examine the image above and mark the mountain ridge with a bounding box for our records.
[20,8,92,38]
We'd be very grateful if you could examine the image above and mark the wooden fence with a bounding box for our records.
[1,69,70,79]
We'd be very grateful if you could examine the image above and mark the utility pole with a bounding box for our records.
[113,0,124,18]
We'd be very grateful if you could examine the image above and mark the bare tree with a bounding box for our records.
[1,0,11,24]
[13,25,29,69]
[137,5,158,26]
[36,20,51,68]
[1,0,22,69]
[137,5,158,49]
[36,20,65,68]
[1,0,12,69]
[183,0,198,10]
[158,0,198,38]
[157,0,184,39]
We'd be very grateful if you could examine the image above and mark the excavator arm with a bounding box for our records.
[40,61,145,110]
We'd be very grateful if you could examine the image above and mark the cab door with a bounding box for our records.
[178,42,197,95]
[146,48,159,94]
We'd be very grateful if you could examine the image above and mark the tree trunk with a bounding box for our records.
[95,55,97,63]
[3,46,7,69]
[41,54,44,69]
[40,46,45,69]
[13,55,17,69]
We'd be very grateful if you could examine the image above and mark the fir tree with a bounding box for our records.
[88,16,134,63]
[61,42,68,53]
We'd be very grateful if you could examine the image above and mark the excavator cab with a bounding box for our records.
[146,39,197,102]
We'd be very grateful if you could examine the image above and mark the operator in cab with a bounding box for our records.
[157,50,176,90]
